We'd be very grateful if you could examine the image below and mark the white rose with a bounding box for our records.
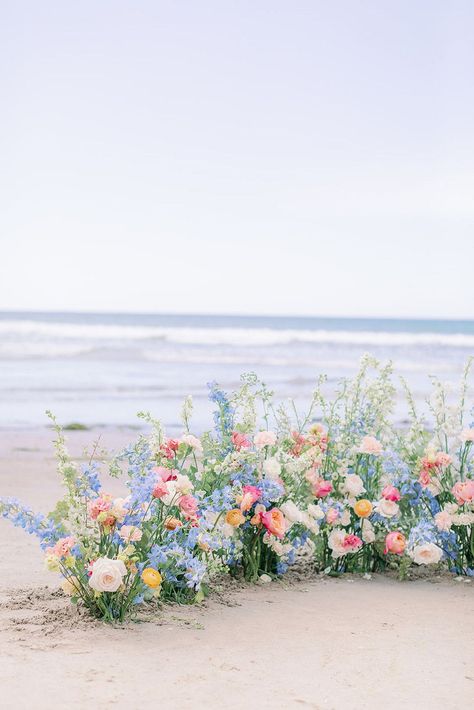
[410,543,443,566]
[375,499,399,518]
[280,500,302,524]
[263,457,281,480]
[341,474,365,497]
[88,557,127,593]
[180,434,203,453]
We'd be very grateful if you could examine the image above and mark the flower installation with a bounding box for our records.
[1,356,473,622]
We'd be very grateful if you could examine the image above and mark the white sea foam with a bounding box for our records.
[1,320,474,348]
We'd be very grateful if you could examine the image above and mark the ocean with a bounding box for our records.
[1,311,473,431]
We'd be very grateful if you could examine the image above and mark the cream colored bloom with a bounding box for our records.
[341,474,365,497]
[375,499,399,518]
[263,457,281,479]
[88,557,127,593]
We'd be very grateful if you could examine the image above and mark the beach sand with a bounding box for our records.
[0,429,473,710]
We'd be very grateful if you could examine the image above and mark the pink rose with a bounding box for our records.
[312,478,333,498]
[452,480,474,505]
[381,485,401,502]
[231,431,251,450]
[384,531,406,555]
[261,508,286,539]
[49,536,75,558]
[178,495,198,520]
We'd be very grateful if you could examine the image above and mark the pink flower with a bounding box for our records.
[160,439,180,459]
[118,525,142,543]
[261,508,286,538]
[88,494,113,520]
[326,508,339,525]
[312,478,333,498]
[342,534,362,552]
[452,480,474,505]
[152,479,169,499]
[153,466,178,482]
[436,452,452,467]
[49,536,75,558]
[460,428,474,443]
[434,510,453,531]
[381,485,401,502]
[358,436,383,456]
[239,485,262,511]
[254,430,277,449]
[383,531,406,555]
[178,495,198,520]
[231,431,251,450]
[418,469,432,488]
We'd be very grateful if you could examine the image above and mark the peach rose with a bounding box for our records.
[384,531,406,555]
[452,480,474,505]
[225,509,246,527]
[261,508,286,538]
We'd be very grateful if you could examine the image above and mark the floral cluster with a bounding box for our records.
[1,357,473,622]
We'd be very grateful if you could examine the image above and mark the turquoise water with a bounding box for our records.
[1,311,473,429]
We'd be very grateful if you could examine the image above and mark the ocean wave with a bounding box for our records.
[1,320,474,348]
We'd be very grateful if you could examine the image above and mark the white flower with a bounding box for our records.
[300,511,319,534]
[409,543,443,566]
[339,509,351,526]
[88,558,127,593]
[460,428,474,443]
[307,503,325,520]
[375,499,399,518]
[434,511,453,531]
[180,434,203,453]
[254,430,277,449]
[341,474,365,497]
[118,525,142,543]
[361,519,375,543]
[280,500,302,524]
[259,574,272,584]
[357,436,383,456]
[263,457,281,480]
[111,497,129,523]
[175,474,194,495]
[327,529,347,559]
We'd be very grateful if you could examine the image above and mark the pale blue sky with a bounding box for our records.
[1,1,473,318]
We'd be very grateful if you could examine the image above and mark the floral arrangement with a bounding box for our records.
[1,356,473,622]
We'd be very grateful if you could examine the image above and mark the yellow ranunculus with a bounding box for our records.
[353,499,373,518]
[141,568,162,589]
[44,553,60,572]
[225,509,246,527]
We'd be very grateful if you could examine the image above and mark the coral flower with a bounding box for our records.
[452,480,474,505]
[239,485,261,512]
[164,516,183,530]
[384,531,406,555]
[178,495,198,520]
[353,499,373,518]
[312,478,333,498]
[231,431,251,450]
[141,568,162,588]
[261,508,286,539]
[342,533,362,552]
[225,509,246,527]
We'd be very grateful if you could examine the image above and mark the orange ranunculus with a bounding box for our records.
[164,516,183,531]
[353,499,373,518]
[141,568,162,588]
[225,509,246,527]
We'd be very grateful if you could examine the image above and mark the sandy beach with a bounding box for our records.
[0,428,472,710]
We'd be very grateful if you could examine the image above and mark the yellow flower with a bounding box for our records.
[61,576,81,596]
[44,553,60,572]
[225,509,246,527]
[141,568,162,589]
[64,555,75,569]
[353,499,373,518]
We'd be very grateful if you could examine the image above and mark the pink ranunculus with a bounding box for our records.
[231,431,251,451]
[88,494,113,520]
[384,531,406,555]
[342,533,362,552]
[178,494,198,520]
[240,485,261,512]
[312,478,333,498]
[381,485,401,502]
[153,466,178,482]
[452,480,474,505]
[261,508,286,539]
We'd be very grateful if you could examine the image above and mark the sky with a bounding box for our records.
[1,1,473,319]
